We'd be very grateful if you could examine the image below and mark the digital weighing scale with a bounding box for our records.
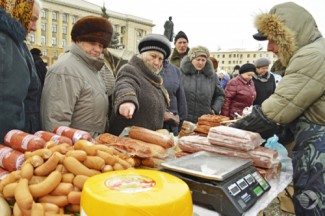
[161,151,271,216]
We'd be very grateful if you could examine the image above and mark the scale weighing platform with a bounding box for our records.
[161,151,271,216]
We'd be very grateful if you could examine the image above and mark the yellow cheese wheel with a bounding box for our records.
[81,169,192,216]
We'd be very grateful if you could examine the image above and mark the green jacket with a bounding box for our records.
[256,2,325,125]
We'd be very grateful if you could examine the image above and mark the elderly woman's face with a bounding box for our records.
[141,50,164,71]
[77,41,104,58]
[192,56,207,71]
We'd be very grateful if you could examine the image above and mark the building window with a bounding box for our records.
[43,49,47,56]
[29,33,35,44]
[72,16,76,24]
[41,36,46,45]
[247,54,250,58]
[121,26,126,34]
[229,54,232,58]
[62,14,67,22]
[228,61,231,64]
[52,11,57,20]
[52,24,57,33]
[253,54,256,58]
[62,39,66,47]
[222,61,224,64]
[222,54,225,58]
[41,10,46,18]
[54,50,58,57]
[62,26,67,35]
[41,23,46,31]
[51,37,57,46]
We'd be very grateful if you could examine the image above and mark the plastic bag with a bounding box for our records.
[265,135,289,171]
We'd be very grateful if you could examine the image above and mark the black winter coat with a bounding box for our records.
[180,56,225,123]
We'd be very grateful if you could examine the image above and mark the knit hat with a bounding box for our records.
[255,58,271,68]
[138,34,171,59]
[174,31,188,44]
[239,63,256,74]
[188,46,210,61]
[71,16,113,48]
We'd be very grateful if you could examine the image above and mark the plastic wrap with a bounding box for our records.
[208,126,264,151]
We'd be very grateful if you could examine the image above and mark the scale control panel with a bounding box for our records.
[225,169,270,212]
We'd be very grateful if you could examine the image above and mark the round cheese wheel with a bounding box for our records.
[81,169,192,216]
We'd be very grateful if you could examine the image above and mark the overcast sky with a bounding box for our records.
[87,0,325,52]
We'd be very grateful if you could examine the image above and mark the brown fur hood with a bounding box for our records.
[255,2,322,67]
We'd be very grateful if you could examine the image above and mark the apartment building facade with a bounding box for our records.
[29,0,154,65]
[210,49,277,73]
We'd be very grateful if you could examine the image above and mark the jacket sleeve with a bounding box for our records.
[0,39,27,141]
[211,74,225,114]
[113,67,140,114]
[262,49,325,124]
[176,70,187,121]
[41,70,82,132]
[221,79,237,118]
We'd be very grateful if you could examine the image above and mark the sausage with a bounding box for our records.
[73,140,96,156]
[34,131,73,145]
[25,148,52,160]
[31,202,45,216]
[67,191,81,205]
[50,183,74,196]
[24,155,44,167]
[128,126,174,148]
[21,162,34,180]
[15,178,34,212]
[72,175,89,190]
[53,126,92,144]
[0,167,9,180]
[4,129,46,152]
[63,157,100,177]
[0,145,25,171]
[83,156,105,171]
[3,182,18,198]
[0,170,21,192]
[61,173,75,183]
[38,195,69,207]
[65,150,87,162]
[29,171,62,198]
[34,152,61,176]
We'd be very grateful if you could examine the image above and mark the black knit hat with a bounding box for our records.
[71,16,113,48]
[239,63,256,74]
[174,31,188,44]
[138,34,171,59]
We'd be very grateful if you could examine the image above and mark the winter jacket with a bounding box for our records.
[253,72,276,106]
[0,8,41,142]
[160,60,187,134]
[180,56,225,123]
[256,2,325,125]
[41,44,108,136]
[169,47,190,68]
[109,55,169,136]
[221,75,256,119]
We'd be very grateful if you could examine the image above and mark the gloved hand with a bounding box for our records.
[164,112,180,126]
[230,105,279,139]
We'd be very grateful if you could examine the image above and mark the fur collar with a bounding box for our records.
[180,55,215,78]
[255,2,322,67]
[0,8,26,44]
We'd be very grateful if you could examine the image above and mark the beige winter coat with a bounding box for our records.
[256,2,325,125]
[41,44,108,136]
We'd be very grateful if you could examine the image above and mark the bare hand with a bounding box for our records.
[119,102,135,119]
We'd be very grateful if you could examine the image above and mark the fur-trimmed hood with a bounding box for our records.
[255,2,322,67]
[180,55,215,78]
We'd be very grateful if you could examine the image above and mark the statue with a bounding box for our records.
[163,16,174,42]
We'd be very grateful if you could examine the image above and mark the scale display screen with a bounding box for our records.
[228,183,241,196]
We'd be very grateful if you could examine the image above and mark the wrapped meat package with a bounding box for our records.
[178,135,275,168]
[208,126,265,151]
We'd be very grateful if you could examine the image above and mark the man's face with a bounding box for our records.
[28,3,40,33]
[175,38,188,55]
[267,39,279,56]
